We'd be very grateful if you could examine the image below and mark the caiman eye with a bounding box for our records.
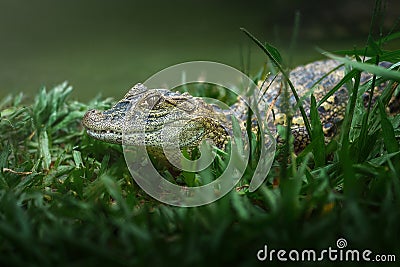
[142,94,162,108]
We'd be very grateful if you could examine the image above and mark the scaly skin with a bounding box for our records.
[82,60,398,155]
[82,83,229,149]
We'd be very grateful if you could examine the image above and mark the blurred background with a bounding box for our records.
[0,0,399,101]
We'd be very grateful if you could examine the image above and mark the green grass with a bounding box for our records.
[1,8,400,267]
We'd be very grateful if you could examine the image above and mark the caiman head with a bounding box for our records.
[82,83,229,149]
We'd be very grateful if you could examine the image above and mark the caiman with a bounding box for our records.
[82,59,399,157]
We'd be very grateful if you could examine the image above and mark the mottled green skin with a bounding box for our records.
[82,59,396,154]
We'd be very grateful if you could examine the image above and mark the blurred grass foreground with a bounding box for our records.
[1,2,400,267]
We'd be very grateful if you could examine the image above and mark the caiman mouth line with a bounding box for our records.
[87,129,123,136]
[85,128,123,144]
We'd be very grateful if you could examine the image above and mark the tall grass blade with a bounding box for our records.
[241,27,312,138]
[310,95,326,167]
[324,52,400,81]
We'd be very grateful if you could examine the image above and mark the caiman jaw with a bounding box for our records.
[82,109,125,144]
[82,83,149,144]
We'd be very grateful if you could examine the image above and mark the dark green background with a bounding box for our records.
[0,0,398,100]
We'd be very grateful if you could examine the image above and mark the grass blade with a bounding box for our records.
[378,99,399,153]
[39,130,51,170]
[241,27,312,139]
[324,52,400,81]
[310,95,326,167]
[317,69,359,107]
